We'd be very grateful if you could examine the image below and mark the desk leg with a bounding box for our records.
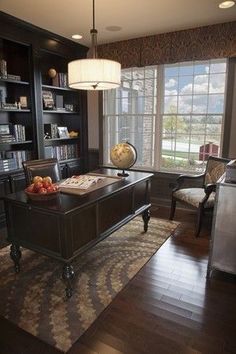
[62,263,75,298]
[142,209,150,232]
[10,243,21,273]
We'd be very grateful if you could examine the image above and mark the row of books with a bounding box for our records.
[45,144,78,161]
[52,73,68,88]
[12,124,26,141]
[0,124,26,143]
[0,150,32,172]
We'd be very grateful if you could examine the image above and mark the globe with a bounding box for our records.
[110,142,137,176]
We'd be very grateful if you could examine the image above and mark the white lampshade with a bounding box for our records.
[68,58,121,90]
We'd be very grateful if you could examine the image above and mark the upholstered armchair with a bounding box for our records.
[169,156,230,237]
[22,158,61,185]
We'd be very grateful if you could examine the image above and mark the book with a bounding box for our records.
[59,175,106,190]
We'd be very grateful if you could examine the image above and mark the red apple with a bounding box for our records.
[26,183,35,193]
[33,181,43,192]
[38,187,47,194]
[42,180,52,189]
[46,185,55,193]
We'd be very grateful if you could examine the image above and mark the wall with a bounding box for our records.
[229,60,236,158]
[88,91,99,149]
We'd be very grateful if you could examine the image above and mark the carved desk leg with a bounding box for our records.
[142,209,150,232]
[10,243,22,273]
[62,263,75,299]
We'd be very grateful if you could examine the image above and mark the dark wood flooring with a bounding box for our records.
[1,207,236,354]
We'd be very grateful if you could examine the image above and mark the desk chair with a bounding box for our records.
[22,158,61,185]
[169,156,230,237]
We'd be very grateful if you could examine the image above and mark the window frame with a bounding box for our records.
[102,58,228,174]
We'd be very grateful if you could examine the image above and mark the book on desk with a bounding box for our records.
[58,173,123,195]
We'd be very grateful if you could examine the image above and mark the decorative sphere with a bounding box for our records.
[48,68,57,78]
[110,142,137,170]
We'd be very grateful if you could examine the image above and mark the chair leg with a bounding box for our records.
[169,197,176,220]
[195,204,204,237]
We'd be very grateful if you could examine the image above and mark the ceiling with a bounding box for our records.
[0,0,236,48]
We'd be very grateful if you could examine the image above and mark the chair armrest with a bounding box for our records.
[204,183,216,196]
[173,173,205,192]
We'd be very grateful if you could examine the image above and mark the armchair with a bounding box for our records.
[169,156,230,237]
[22,158,61,185]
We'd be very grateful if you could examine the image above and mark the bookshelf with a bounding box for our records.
[39,49,84,176]
[0,39,35,174]
[0,11,88,225]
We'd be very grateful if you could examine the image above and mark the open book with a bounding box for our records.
[59,174,106,190]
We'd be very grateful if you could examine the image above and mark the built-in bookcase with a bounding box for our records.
[39,49,85,175]
[0,38,35,173]
[0,10,88,225]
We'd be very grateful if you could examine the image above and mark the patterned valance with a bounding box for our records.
[98,21,236,68]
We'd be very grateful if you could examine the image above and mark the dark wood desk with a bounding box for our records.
[4,169,153,297]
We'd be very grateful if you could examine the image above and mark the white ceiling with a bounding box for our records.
[0,0,236,48]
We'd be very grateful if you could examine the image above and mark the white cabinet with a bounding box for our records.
[207,177,236,276]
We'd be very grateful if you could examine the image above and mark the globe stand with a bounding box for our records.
[117,169,129,177]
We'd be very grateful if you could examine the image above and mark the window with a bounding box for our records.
[103,59,227,173]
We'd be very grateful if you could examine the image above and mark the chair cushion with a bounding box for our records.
[173,188,215,208]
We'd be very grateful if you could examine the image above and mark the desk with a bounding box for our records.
[4,169,153,297]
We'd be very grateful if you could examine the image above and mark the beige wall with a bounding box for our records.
[87,91,99,149]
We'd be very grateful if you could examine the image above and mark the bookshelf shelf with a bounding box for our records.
[0,140,33,147]
[0,109,31,113]
[44,137,79,143]
[42,84,75,92]
[43,110,79,114]
[0,78,30,85]
[59,157,81,163]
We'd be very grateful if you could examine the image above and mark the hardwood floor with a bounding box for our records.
[1,206,236,354]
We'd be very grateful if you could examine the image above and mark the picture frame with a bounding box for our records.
[42,90,54,110]
[19,96,28,108]
[0,124,10,134]
[57,126,69,138]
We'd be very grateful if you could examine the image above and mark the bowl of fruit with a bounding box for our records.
[25,175,59,201]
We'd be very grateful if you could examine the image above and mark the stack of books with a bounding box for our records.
[0,150,32,172]
[0,134,16,143]
[0,158,17,171]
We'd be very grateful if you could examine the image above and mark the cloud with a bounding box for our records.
[165,78,177,88]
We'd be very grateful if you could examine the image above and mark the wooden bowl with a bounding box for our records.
[25,189,60,201]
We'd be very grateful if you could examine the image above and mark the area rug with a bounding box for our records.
[0,216,179,352]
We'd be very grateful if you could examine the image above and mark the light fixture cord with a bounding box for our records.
[90,0,98,59]
[93,0,95,29]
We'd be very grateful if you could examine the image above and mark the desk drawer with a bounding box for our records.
[98,188,133,234]
[7,204,61,255]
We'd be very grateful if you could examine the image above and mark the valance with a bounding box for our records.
[98,21,236,68]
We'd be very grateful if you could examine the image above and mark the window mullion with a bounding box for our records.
[154,64,163,170]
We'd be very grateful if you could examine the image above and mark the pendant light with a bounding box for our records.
[68,0,121,90]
